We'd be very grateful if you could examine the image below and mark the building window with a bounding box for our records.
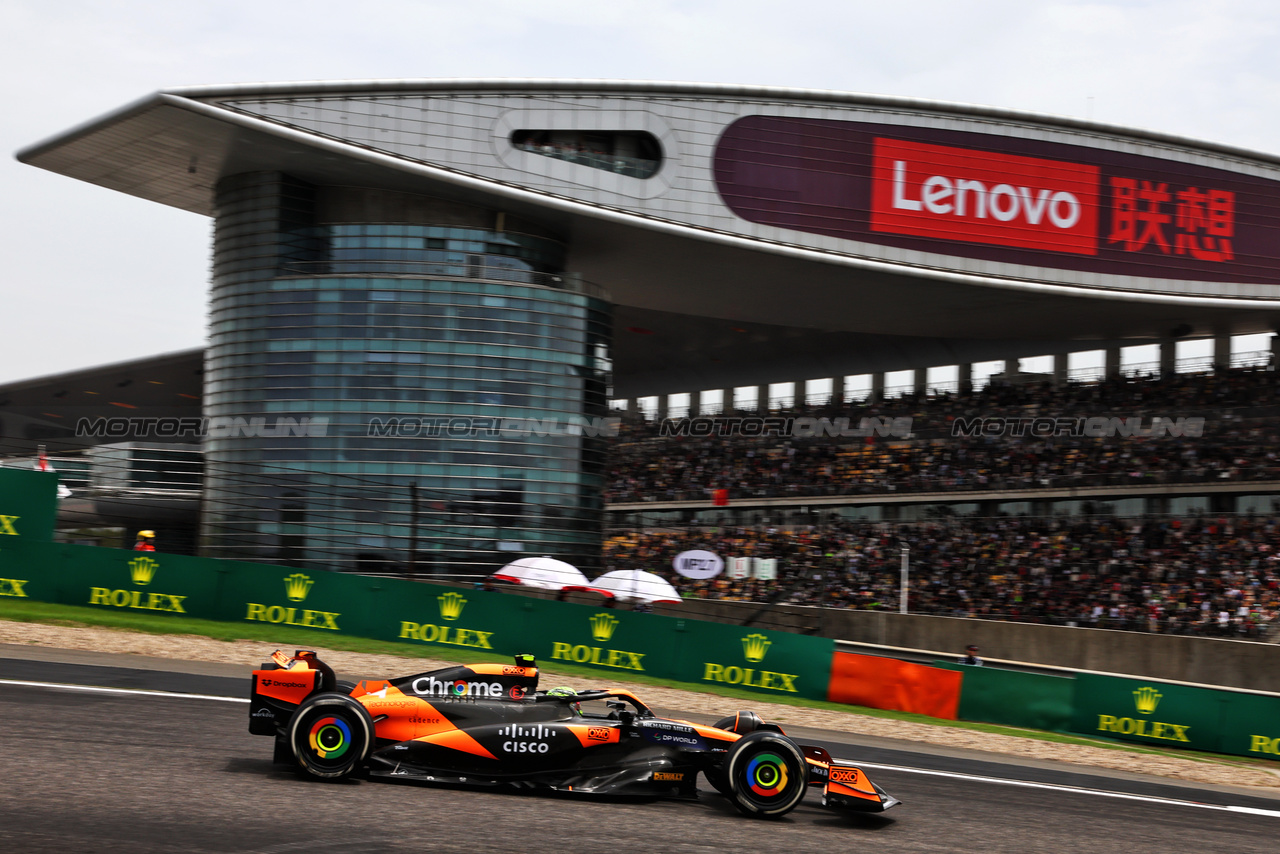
[511,130,661,179]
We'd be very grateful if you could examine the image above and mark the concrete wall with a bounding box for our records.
[650,598,1280,693]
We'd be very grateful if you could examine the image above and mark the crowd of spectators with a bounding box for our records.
[605,366,1280,503]
[603,515,1280,639]
[600,367,1280,638]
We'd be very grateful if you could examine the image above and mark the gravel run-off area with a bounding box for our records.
[2,618,1278,791]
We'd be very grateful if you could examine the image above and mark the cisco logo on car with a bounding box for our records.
[498,723,556,752]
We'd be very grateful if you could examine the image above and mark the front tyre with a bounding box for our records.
[724,731,807,818]
[287,692,373,780]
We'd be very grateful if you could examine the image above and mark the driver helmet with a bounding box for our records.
[545,686,581,713]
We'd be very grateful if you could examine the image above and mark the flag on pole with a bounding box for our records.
[36,445,72,498]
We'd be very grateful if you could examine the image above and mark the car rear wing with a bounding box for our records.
[248,649,332,736]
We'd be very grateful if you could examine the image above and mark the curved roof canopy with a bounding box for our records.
[19,80,1280,394]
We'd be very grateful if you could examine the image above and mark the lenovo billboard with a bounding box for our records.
[714,116,1268,284]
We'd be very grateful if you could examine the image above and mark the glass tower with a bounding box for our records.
[202,172,612,576]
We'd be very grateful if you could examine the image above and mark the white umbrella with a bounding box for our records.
[589,569,682,604]
[491,556,590,590]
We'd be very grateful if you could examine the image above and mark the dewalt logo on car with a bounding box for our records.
[399,591,495,650]
[87,556,188,614]
[701,632,799,693]
[550,612,646,671]
[244,573,341,631]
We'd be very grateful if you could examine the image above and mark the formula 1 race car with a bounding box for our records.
[249,649,899,819]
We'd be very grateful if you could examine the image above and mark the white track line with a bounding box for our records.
[4,678,1278,818]
[0,677,247,703]
[853,761,1280,819]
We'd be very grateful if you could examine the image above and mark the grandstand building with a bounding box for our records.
[13,79,1280,572]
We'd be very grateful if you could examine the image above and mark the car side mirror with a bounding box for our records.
[607,700,634,725]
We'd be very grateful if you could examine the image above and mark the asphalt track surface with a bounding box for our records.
[2,655,1279,853]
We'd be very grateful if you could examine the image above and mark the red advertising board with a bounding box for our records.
[869,138,1100,255]
[713,115,1278,285]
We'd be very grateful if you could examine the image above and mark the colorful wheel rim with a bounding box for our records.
[744,751,790,798]
[307,715,352,759]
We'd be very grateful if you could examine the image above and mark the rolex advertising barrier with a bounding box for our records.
[2,536,1279,757]
[0,535,834,702]
[2,468,1278,758]
[1070,672,1280,758]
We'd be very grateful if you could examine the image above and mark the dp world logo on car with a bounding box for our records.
[550,612,646,671]
[87,555,188,614]
[702,632,799,693]
[398,590,495,650]
[244,573,341,631]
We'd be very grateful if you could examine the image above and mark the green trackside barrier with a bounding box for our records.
[377,586,835,701]
[1224,693,1280,759]
[932,661,1074,732]
[669,617,833,700]
[54,543,225,619]
[218,560,388,636]
[0,537,836,701]
[1071,673,1232,754]
[0,536,52,603]
[0,468,59,543]
[385,582,540,657]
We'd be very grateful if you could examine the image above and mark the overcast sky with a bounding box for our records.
[4,0,1280,384]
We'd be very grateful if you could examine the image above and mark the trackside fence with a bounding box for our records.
[0,535,834,702]
[1,468,1277,759]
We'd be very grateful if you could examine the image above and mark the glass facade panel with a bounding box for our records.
[203,173,612,575]
[511,130,662,179]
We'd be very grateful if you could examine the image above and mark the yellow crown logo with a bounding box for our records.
[742,633,772,663]
[284,573,314,602]
[589,612,619,642]
[1133,686,1162,715]
[438,592,467,621]
[129,556,158,586]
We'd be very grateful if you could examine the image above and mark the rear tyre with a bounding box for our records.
[711,710,763,735]
[287,692,374,780]
[724,731,807,818]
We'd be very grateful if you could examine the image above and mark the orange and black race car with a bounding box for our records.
[249,649,900,819]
